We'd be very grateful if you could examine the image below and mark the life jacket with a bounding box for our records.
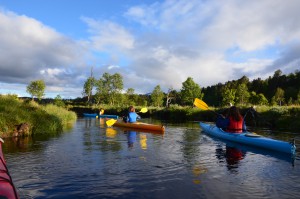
[226,116,243,133]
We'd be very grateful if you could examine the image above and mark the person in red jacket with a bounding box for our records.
[226,106,246,133]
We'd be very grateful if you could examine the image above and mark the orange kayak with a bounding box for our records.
[0,139,19,199]
[113,121,165,133]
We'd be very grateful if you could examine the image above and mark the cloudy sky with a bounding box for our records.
[1,0,300,98]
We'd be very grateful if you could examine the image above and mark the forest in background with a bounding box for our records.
[202,69,300,107]
[78,69,300,108]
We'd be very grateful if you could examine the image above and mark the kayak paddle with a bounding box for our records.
[193,98,219,115]
[139,108,148,113]
[106,119,117,127]
[193,98,209,110]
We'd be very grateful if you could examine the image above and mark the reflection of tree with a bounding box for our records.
[180,129,207,184]
[4,134,59,153]
[99,140,122,152]
[84,118,92,128]
[215,144,246,172]
[181,129,201,164]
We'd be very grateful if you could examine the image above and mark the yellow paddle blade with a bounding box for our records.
[139,108,148,113]
[193,98,209,110]
[106,119,117,127]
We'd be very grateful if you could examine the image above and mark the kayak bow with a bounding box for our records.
[0,138,19,199]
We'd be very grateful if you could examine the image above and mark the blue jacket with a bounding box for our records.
[127,112,141,123]
[216,115,229,130]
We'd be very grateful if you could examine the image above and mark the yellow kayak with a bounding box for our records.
[113,121,165,133]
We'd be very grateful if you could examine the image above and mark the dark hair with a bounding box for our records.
[129,106,135,112]
[228,106,242,121]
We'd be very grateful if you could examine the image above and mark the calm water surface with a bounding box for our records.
[3,118,300,199]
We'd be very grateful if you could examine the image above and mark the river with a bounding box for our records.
[3,118,300,199]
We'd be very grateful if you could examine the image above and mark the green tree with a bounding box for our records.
[93,92,103,105]
[54,94,65,107]
[26,80,46,101]
[96,72,123,105]
[256,93,268,105]
[82,77,95,103]
[287,97,293,105]
[180,77,203,105]
[221,86,236,106]
[151,85,164,107]
[249,91,257,104]
[236,83,250,105]
[125,88,136,105]
[297,90,300,105]
[274,87,285,106]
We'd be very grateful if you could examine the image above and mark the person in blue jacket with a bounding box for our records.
[124,106,141,123]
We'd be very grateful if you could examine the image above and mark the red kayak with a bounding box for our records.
[0,138,19,199]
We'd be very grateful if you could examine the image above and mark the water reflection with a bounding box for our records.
[122,130,148,150]
[192,164,207,184]
[209,135,295,167]
[216,144,246,171]
[140,134,147,150]
[180,129,207,184]
[99,118,106,127]
[181,129,201,164]
[126,131,136,148]
[3,119,299,199]
[106,128,117,138]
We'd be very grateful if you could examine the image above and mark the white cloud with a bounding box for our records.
[0,9,88,97]
[82,17,135,51]
[2,0,300,98]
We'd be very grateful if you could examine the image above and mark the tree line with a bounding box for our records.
[82,69,300,107]
[26,69,300,107]
[82,71,203,107]
[202,69,300,107]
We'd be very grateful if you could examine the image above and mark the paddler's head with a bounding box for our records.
[129,106,135,112]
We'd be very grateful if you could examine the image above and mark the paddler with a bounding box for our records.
[226,106,247,133]
[123,106,141,123]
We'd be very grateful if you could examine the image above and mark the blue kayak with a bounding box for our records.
[199,122,296,154]
[83,113,118,119]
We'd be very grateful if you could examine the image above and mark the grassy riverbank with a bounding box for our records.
[0,95,77,137]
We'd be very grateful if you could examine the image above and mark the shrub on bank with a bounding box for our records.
[0,95,77,137]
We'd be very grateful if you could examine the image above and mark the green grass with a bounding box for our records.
[0,95,77,137]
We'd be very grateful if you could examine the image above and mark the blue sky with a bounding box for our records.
[1,0,300,98]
